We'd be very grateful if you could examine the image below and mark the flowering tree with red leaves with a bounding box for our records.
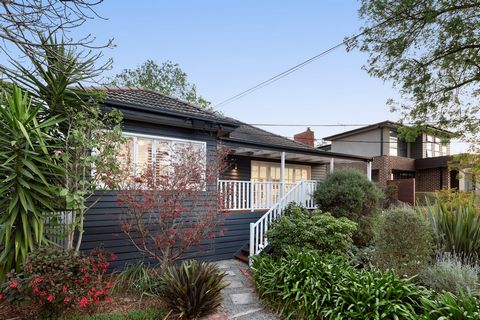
[117,144,230,268]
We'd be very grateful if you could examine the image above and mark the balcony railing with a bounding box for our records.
[218,179,317,211]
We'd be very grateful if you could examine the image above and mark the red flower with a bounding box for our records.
[79,297,88,308]
[0,293,4,300]
[64,297,71,303]
[47,295,55,302]
[62,285,67,293]
[9,281,17,289]
[33,287,39,294]
[32,277,43,285]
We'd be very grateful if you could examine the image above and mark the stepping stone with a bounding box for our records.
[226,280,244,288]
[230,292,254,305]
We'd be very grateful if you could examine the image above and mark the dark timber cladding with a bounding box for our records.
[82,190,265,269]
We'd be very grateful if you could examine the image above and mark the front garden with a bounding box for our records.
[251,169,480,319]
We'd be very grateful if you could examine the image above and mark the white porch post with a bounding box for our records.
[367,161,372,181]
[330,158,334,174]
[280,152,286,198]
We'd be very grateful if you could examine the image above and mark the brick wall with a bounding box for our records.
[416,167,450,192]
[372,156,415,187]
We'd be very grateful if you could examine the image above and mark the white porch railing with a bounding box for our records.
[218,180,314,211]
[249,180,318,265]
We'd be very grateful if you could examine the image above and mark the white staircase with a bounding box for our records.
[248,180,317,265]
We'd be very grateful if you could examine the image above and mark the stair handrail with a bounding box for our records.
[249,180,315,265]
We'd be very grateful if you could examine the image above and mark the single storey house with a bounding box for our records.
[83,88,372,268]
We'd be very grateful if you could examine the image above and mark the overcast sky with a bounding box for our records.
[8,0,470,152]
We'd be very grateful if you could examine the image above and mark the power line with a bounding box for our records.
[214,13,400,108]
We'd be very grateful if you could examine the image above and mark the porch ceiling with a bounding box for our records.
[229,146,367,164]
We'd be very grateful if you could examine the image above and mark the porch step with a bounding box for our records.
[234,243,250,264]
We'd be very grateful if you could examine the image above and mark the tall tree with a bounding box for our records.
[0,0,111,58]
[349,0,480,175]
[111,60,213,110]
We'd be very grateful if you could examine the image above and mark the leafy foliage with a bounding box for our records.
[157,260,228,319]
[420,253,480,296]
[112,261,159,296]
[111,60,212,110]
[420,291,480,320]
[117,146,229,268]
[266,203,357,255]
[314,169,383,245]
[252,248,426,319]
[2,37,125,253]
[373,206,434,277]
[350,0,480,174]
[0,86,63,281]
[0,246,116,317]
[426,200,480,260]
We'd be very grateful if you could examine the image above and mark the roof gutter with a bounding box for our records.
[221,137,373,162]
[104,99,239,129]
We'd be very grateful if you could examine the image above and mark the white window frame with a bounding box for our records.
[122,131,207,177]
[251,160,311,183]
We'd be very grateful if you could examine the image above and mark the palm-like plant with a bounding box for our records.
[0,86,63,281]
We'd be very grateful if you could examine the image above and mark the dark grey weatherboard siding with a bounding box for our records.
[81,191,264,269]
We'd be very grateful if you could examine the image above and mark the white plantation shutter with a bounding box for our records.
[117,133,207,185]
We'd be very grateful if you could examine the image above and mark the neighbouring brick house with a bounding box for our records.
[307,121,462,203]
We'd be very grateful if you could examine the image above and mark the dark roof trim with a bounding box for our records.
[415,156,453,170]
[104,100,238,133]
[323,121,396,141]
[221,137,373,162]
[324,120,454,141]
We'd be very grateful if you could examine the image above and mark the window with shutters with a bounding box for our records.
[118,133,207,181]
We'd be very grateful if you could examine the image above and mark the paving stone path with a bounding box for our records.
[215,259,280,320]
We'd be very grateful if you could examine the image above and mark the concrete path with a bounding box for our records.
[216,259,279,320]
[217,259,279,320]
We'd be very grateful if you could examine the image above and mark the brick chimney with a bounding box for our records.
[294,127,315,147]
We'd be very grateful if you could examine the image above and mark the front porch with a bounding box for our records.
[219,146,373,212]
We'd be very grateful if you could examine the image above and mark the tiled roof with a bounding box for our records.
[224,119,321,152]
[101,87,233,124]
[95,88,369,160]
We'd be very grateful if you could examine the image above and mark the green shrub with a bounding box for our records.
[252,249,356,319]
[158,260,228,319]
[252,248,425,319]
[113,261,159,296]
[420,253,480,296]
[426,200,480,259]
[331,268,425,319]
[373,206,434,277]
[314,169,383,245]
[382,184,399,208]
[0,246,115,317]
[420,291,480,320]
[266,204,357,255]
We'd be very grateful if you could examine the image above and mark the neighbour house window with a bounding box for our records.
[389,131,407,157]
[425,134,447,158]
[251,161,311,183]
[118,133,207,183]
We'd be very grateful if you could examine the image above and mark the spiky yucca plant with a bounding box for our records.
[159,260,228,319]
[427,201,480,259]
